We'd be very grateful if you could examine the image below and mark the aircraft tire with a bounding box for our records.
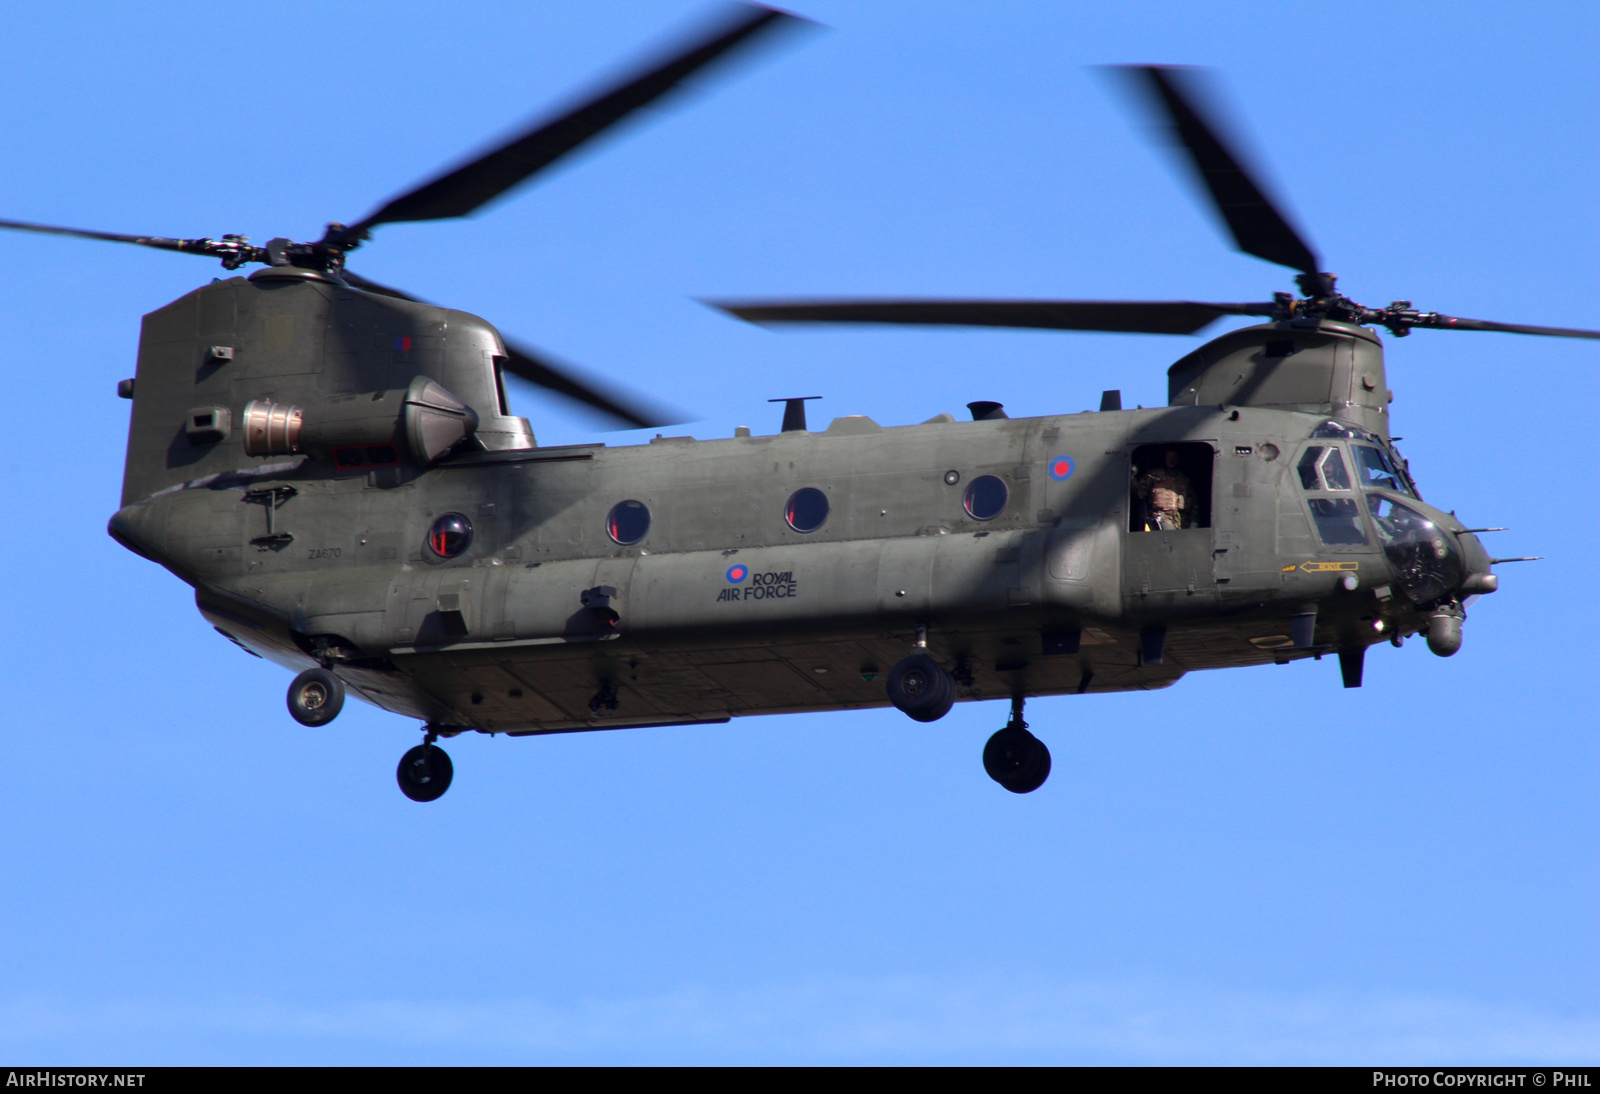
[983,726,1050,794]
[397,744,453,802]
[287,667,345,727]
[886,653,956,722]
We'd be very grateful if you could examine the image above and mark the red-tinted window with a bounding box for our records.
[963,475,1008,520]
[427,513,473,558]
[606,500,651,545]
[785,488,829,533]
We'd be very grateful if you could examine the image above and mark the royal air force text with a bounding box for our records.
[716,571,798,603]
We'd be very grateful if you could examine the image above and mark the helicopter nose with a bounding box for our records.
[1454,530,1498,596]
[1421,528,1493,657]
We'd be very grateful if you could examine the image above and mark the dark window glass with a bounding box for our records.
[1355,445,1401,492]
[963,475,1009,520]
[785,487,829,533]
[606,500,651,545]
[1297,446,1325,490]
[1320,448,1352,491]
[1307,498,1367,546]
[427,513,473,558]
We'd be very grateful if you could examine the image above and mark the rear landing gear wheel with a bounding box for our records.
[983,727,1050,793]
[397,744,453,802]
[886,653,956,722]
[983,697,1050,793]
[287,667,344,727]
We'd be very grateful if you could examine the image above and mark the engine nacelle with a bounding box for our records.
[242,376,478,467]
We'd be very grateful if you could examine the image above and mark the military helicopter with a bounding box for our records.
[7,7,1595,803]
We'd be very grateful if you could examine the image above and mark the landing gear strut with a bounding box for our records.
[397,725,453,802]
[983,695,1050,794]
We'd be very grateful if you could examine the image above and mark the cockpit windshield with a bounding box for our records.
[1354,445,1402,492]
[1367,495,1462,603]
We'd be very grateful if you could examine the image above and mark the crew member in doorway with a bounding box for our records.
[1137,449,1192,531]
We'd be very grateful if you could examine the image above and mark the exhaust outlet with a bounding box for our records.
[241,400,304,456]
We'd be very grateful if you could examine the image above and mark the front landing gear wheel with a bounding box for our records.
[397,744,454,802]
[287,667,344,727]
[983,726,1051,794]
[886,653,956,722]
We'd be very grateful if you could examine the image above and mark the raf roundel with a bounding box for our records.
[1049,456,1075,481]
[726,564,749,583]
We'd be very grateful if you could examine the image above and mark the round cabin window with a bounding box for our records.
[427,513,473,558]
[963,475,1009,521]
[785,487,829,533]
[607,500,651,545]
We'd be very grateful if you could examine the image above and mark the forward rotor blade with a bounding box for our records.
[0,217,210,256]
[711,298,1279,335]
[1121,66,1321,277]
[1407,313,1600,340]
[344,5,805,239]
[342,269,675,429]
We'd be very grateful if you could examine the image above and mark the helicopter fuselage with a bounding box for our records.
[106,271,1492,736]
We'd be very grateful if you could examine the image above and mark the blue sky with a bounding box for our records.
[0,0,1595,1064]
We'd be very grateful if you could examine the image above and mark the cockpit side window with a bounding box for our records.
[1297,446,1324,490]
[1296,446,1352,491]
[1297,442,1368,546]
[1320,447,1352,490]
[1307,498,1367,545]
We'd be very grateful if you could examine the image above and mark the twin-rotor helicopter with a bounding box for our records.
[9,5,1593,801]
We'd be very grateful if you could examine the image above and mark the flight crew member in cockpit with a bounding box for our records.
[1137,449,1193,531]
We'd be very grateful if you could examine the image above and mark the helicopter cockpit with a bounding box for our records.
[1307,420,1418,496]
[1296,420,1461,603]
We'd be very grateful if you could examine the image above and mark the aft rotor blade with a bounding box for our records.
[1121,66,1322,277]
[711,298,1279,335]
[1406,313,1600,340]
[343,268,675,429]
[500,338,674,430]
[343,5,805,239]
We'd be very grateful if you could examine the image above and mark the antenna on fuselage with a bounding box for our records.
[769,396,822,432]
